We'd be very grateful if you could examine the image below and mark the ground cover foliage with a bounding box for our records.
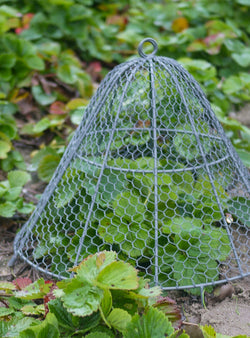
[0,0,250,216]
[0,251,248,337]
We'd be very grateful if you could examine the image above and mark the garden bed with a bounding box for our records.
[0,222,249,337]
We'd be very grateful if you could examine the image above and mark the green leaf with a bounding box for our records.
[107,308,132,331]
[0,5,19,16]
[48,298,74,330]
[14,279,52,299]
[201,324,217,338]
[0,181,8,197]
[0,53,16,68]
[97,261,139,290]
[57,64,82,84]
[232,48,250,67]
[0,140,11,159]
[224,39,244,53]
[37,154,60,182]
[30,147,58,171]
[33,243,48,259]
[16,199,34,214]
[113,190,145,220]
[171,170,194,194]
[236,149,250,167]
[162,217,202,235]
[0,307,15,317]
[32,85,57,106]
[1,149,26,171]
[236,0,250,5]
[111,290,139,316]
[100,288,112,317]
[124,307,174,338]
[33,118,51,133]
[0,281,16,290]
[54,167,82,208]
[201,227,231,261]
[5,296,31,310]
[75,312,102,335]
[98,215,150,258]
[228,196,250,227]
[20,313,59,338]
[137,285,162,300]
[174,253,218,295]
[26,55,45,70]
[49,299,101,334]
[21,304,45,316]
[84,332,112,338]
[178,58,216,81]
[70,107,86,125]
[72,251,117,284]
[4,186,22,201]
[8,170,31,187]
[4,317,40,337]
[0,201,16,217]
[71,159,127,206]
[37,41,61,57]
[173,123,212,160]
[61,279,103,317]
[0,321,11,338]
[222,75,243,95]
[108,157,154,170]
[0,101,17,115]
[169,331,190,338]
[0,68,12,81]
[194,174,228,200]
[0,122,17,140]
[97,169,127,207]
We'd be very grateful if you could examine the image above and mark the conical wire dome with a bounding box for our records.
[11,38,250,293]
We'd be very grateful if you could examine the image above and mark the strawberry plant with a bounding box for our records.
[0,102,25,171]
[0,251,184,337]
[29,97,238,288]
[0,169,33,217]
[28,80,238,291]
[0,251,248,337]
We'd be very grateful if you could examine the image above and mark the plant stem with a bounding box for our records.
[0,298,9,307]
[0,293,12,297]
[144,185,153,205]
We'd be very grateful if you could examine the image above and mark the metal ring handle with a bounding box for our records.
[138,38,158,58]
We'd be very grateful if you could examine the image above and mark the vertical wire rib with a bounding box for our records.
[12,66,134,265]
[161,61,244,277]
[73,64,141,268]
[149,59,159,284]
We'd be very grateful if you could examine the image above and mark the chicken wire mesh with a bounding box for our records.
[10,38,250,293]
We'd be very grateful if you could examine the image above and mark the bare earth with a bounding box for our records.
[182,277,250,337]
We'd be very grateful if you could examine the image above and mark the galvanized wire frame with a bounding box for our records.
[10,38,250,294]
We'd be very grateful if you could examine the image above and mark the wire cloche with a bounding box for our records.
[10,38,250,294]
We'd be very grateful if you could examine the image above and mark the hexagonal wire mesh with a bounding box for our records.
[10,38,250,294]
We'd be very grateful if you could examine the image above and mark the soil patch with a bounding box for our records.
[181,277,250,336]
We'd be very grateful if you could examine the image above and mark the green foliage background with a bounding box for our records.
[0,0,250,217]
